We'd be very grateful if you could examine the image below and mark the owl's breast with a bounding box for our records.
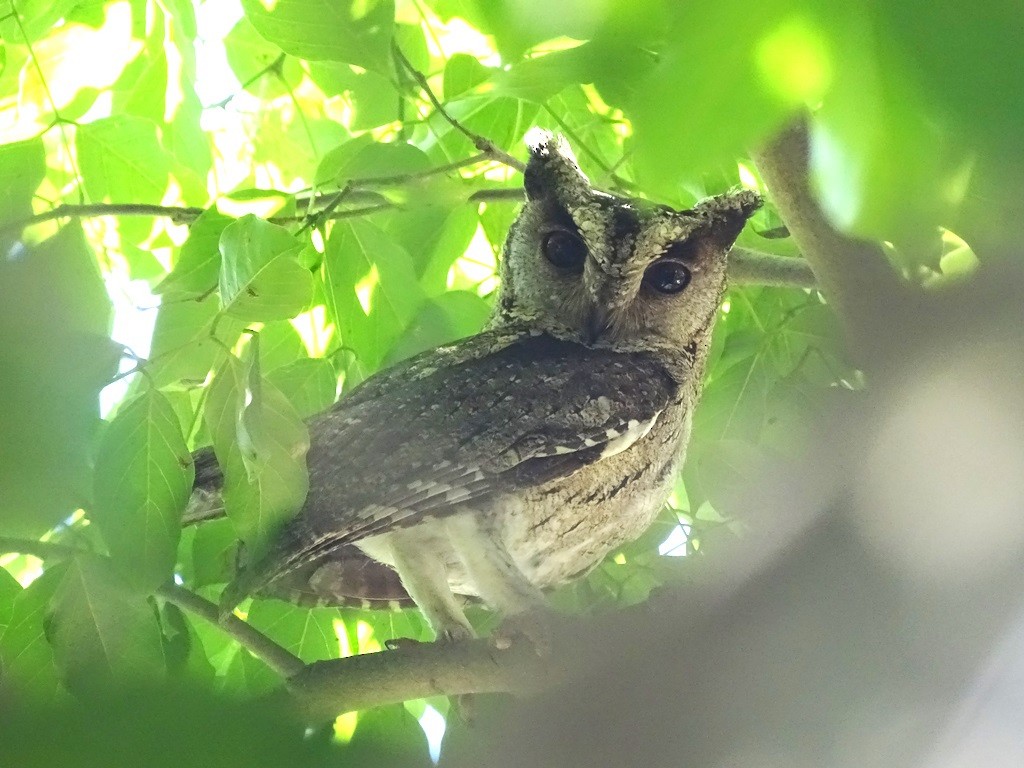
[503,397,693,588]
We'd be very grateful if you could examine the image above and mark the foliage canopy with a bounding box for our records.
[0,0,1020,763]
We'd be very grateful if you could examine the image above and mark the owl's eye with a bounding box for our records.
[643,260,692,295]
[542,230,587,272]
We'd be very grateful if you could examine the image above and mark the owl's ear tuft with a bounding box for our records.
[523,129,589,201]
[693,189,763,250]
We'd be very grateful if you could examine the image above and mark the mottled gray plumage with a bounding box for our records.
[206,131,761,639]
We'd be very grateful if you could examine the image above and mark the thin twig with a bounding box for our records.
[0,535,304,680]
[156,583,305,679]
[392,43,526,173]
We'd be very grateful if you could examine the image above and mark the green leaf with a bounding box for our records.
[809,11,969,246]
[444,52,490,99]
[316,140,432,187]
[143,293,245,387]
[76,115,173,205]
[0,225,118,538]
[0,684,347,766]
[628,1,824,194]
[384,291,490,365]
[92,389,194,591]
[0,569,63,703]
[156,208,232,296]
[218,215,314,321]
[186,517,238,588]
[254,321,308,373]
[0,138,45,239]
[241,0,395,72]
[0,568,21,633]
[347,705,432,766]
[246,601,339,662]
[265,358,338,418]
[112,39,169,123]
[224,16,304,98]
[323,219,426,372]
[205,355,310,560]
[494,45,594,103]
[46,556,166,696]
[422,95,531,163]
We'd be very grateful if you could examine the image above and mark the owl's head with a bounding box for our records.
[494,131,761,356]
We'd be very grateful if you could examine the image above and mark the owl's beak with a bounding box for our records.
[584,305,612,344]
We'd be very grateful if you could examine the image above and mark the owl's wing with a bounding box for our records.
[220,331,680,611]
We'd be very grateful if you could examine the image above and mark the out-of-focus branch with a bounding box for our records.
[752,116,911,359]
[729,247,816,289]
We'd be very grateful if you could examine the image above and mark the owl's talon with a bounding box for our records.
[439,623,475,644]
[491,611,552,656]
[384,637,422,651]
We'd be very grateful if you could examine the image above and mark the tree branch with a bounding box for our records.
[156,583,305,679]
[729,247,816,288]
[752,115,911,359]
[392,43,526,174]
[286,637,551,719]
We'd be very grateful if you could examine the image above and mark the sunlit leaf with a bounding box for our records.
[246,601,340,662]
[323,219,426,372]
[76,115,173,205]
[241,0,395,72]
[224,16,304,99]
[157,208,232,296]
[0,569,63,703]
[219,215,314,321]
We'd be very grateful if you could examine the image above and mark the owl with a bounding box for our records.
[199,131,761,642]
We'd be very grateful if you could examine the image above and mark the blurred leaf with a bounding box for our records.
[218,215,314,321]
[495,45,594,103]
[156,208,232,296]
[444,52,490,99]
[0,568,21,633]
[324,219,426,372]
[241,0,395,72]
[0,568,63,703]
[92,389,194,591]
[629,1,823,195]
[76,115,173,205]
[810,10,971,247]
[347,704,433,766]
[0,225,118,538]
[422,95,533,163]
[0,137,45,240]
[0,683,349,767]
[0,0,79,42]
[46,556,166,696]
[187,517,238,588]
[112,39,168,123]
